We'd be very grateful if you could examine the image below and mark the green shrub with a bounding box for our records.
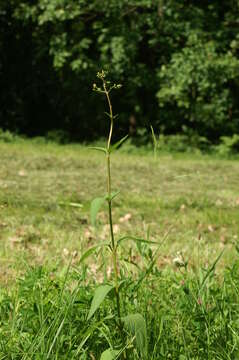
[0,128,21,143]
[157,134,210,153]
[214,134,239,156]
[46,130,70,144]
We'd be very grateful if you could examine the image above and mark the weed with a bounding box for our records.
[88,70,149,358]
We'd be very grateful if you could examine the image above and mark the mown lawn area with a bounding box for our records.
[0,141,238,284]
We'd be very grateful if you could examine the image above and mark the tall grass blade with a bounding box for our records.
[150,125,157,147]
[150,125,158,158]
[46,317,65,358]
[199,249,224,292]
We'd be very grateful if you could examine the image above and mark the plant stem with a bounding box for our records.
[103,82,122,323]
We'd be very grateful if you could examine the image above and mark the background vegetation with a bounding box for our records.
[1,0,239,142]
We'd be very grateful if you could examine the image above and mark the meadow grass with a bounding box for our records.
[0,140,239,358]
[0,140,238,284]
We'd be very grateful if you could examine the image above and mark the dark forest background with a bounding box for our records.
[0,0,239,142]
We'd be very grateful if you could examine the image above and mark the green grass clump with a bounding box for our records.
[1,259,239,359]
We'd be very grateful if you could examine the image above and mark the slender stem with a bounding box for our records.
[104,85,114,152]
[103,81,122,323]
[107,153,115,249]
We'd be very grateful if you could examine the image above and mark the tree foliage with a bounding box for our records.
[1,0,239,141]
[157,34,239,138]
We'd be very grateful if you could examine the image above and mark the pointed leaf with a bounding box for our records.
[89,146,107,154]
[110,135,129,152]
[122,313,147,359]
[90,197,105,226]
[58,201,83,208]
[100,348,119,360]
[106,190,120,202]
[104,112,118,120]
[104,111,112,118]
[68,202,83,208]
[87,285,114,320]
[117,236,158,246]
[150,125,157,147]
[79,243,108,264]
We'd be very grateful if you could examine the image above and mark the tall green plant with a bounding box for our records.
[91,70,123,324]
[87,70,148,359]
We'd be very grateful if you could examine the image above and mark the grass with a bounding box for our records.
[0,139,239,358]
[0,140,238,284]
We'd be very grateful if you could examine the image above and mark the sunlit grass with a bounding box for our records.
[1,140,239,358]
[0,141,238,285]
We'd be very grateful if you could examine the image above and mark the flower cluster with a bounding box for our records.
[92,70,122,93]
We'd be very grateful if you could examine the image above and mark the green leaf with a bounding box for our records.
[88,146,107,154]
[150,125,157,147]
[87,285,114,321]
[122,314,147,359]
[68,202,83,208]
[117,235,158,247]
[58,201,83,208]
[90,197,105,226]
[79,243,108,264]
[90,192,119,225]
[110,134,129,152]
[100,348,119,360]
[199,249,224,292]
[104,112,111,118]
[106,190,120,202]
